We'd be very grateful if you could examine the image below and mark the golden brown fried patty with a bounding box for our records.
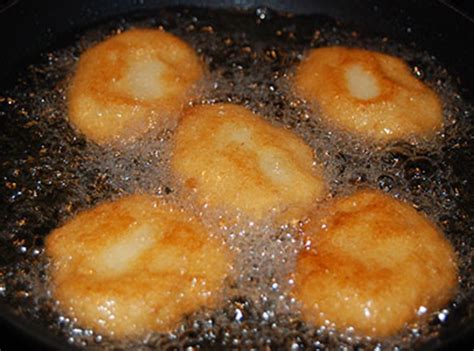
[46,195,232,338]
[171,103,327,222]
[292,189,457,337]
[68,28,204,144]
[294,47,443,141]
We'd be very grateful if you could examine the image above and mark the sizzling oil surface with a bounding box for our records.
[0,7,473,350]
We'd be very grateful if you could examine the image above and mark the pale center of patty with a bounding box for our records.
[259,153,295,190]
[97,224,157,276]
[220,124,298,188]
[344,64,380,100]
[117,59,167,101]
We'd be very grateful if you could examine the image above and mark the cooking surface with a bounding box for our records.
[0,2,473,350]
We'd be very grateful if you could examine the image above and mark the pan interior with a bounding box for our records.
[0,7,473,350]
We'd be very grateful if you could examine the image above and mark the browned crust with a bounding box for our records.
[171,103,328,222]
[68,28,204,144]
[46,195,232,338]
[294,47,443,141]
[292,189,458,337]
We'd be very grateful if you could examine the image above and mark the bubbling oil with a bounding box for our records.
[0,7,473,350]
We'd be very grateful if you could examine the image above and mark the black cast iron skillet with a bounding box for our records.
[0,0,473,350]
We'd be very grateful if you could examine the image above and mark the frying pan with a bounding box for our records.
[0,0,473,350]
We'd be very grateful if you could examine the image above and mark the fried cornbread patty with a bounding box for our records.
[45,195,232,338]
[171,103,327,222]
[293,189,457,337]
[68,28,204,144]
[294,47,443,141]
